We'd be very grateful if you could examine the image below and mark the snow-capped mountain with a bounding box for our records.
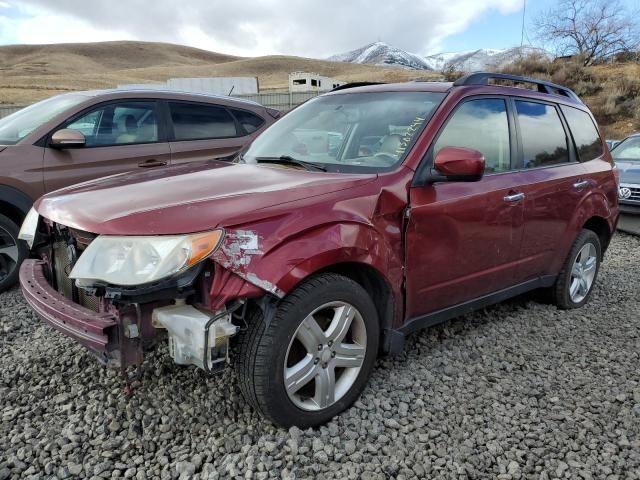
[329,42,548,72]
[328,42,435,70]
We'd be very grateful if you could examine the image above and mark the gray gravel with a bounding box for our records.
[1,233,639,480]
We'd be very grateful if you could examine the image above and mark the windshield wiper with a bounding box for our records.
[254,155,327,172]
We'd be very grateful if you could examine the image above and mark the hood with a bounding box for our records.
[35,161,376,235]
[616,160,640,185]
[0,146,6,153]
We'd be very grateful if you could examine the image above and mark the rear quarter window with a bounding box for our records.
[560,105,604,162]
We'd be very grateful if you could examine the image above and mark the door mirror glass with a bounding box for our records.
[50,129,86,148]
[432,146,485,182]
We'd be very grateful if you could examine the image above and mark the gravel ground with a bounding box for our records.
[1,233,639,480]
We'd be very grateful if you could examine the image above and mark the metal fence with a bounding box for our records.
[0,91,321,120]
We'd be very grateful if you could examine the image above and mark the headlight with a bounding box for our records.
[18,207,39,248]
[69,230,224,286]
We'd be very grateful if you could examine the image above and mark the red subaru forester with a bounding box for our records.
[19,73,620,427]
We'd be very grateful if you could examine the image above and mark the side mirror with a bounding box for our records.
[50,129,86,148]
[430,146,485,182]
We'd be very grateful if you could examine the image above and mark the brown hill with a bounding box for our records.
[0,41,440,104]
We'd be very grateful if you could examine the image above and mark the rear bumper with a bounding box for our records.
[19,259,118,360]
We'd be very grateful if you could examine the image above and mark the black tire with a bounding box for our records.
[236,273,379,428]
[551,229,601,309]
[0,213,28,293]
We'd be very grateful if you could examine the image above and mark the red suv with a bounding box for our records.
[19,73,620,427]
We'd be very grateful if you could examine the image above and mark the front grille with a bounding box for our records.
[52,239,101,312]
[627,186,640,202]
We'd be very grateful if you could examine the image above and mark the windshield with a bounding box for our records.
[612,136,640,161]
[0,93,89,145]
[242,91,445,173]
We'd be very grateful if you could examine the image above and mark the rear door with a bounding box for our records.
[513,99,590,280]
[405,97,529,317]
[167,101,263,165]
[43,100,170,192]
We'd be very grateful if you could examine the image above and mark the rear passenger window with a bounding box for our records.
[515,101,569,168]
[169,102,237,140]
[434,99,511,173]
[560,106,603,162]
[231,109,265,134]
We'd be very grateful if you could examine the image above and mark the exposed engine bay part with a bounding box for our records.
[152,303,239,372]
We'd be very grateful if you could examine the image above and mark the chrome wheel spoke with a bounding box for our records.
[296,315,326,351]
[334,343,365,368]
[285,354,317,395]
[0,244,18,263]
[326,305,355,344]
[569,279,580,298]
[313,366,335,409]
[582,256,596,273]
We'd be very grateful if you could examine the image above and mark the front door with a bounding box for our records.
[405,97,527,318]
[43,100,171,192]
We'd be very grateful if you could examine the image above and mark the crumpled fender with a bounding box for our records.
[208,180,409,324]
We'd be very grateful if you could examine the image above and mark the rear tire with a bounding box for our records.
[236,273,379,428]
[551,229,601,309]
[0,213,28,292]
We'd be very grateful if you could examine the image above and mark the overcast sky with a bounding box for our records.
[0,0,623,57]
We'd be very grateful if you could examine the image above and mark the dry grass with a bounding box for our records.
[497,54,640,139]
[0,41,441,104]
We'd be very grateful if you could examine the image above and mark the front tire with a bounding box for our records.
[0,213,28,292]
[236,273,379,428]
[551,229,601,309]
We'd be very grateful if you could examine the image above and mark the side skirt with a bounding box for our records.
[381,275,556,355]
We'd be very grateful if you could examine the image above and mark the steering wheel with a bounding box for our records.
[373,152,396,162]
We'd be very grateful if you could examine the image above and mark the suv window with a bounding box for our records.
[231,109,265,134]
[65,101,159,146]
[169,102,237,140]
[434,98,511,173]
[515,101,569,168]
[611,136,640,160]
[560,105,603,162]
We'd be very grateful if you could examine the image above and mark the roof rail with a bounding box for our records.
[453,72,582,103]
[331,82,385,92]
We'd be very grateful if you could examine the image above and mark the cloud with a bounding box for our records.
[5,0,522,57]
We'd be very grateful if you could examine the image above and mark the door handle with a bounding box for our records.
[573,179,589,190]
[504,192,525,202]
[138,159,167,168]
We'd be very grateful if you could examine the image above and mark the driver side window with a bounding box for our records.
[65,101,159,147]
[434,98,511,173]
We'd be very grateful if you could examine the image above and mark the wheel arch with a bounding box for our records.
[314,261,396,334]
[582,215,613,257]
[0,184,33,226]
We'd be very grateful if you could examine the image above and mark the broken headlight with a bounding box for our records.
[69,230,224,286]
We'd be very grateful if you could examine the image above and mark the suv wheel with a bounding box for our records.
[236,273,379,428]
[552,229,601,309]
[0,213,28,292]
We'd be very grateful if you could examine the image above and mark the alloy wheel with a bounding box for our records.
[284,301,367,411]
[0,225,19,283]
[569,242,598,303]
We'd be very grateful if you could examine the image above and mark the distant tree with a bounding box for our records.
[534,0,638,66]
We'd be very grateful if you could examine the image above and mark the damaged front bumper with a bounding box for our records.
[20,258,243,372]
[20,259,119,363]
